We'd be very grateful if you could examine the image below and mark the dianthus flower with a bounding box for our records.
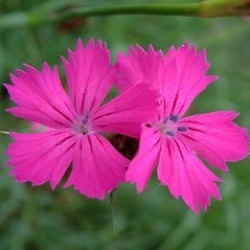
[5,39,159,199]
[117,44,249,213]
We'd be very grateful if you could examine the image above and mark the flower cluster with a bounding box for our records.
[4,39,249,213]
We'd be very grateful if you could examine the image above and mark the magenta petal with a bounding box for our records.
[93,83,160,138]
[6,130,75,189]
[117,44,217,117]
[117,44,165,92]
[180,111,249,171]
[126,125,161,192]
[158,138,222,214]
[64,133,128,199]
[5,63,75,128]
[162,45,217,116]
[62,39,116,115]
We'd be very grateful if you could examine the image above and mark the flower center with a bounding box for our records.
[74,113,91,135]
[160,114,188,137]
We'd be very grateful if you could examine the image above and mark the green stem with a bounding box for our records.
[200,0,250,17]
[0,1,250,30]
[110,191,116,237]
[54,3,200,20]
[26,3,200,27]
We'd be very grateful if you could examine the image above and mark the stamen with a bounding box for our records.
[169,114,179,122]
[74,113,91,135]
[82,113,89,125]
[177,126,188,132]
[166,131,175,137]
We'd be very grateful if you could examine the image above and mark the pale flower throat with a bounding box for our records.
[159,114,188,137]
[74,113,92,135]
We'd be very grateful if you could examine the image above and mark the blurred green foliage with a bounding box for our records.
[0,0,250,249]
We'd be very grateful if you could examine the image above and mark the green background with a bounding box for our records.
[0,0,250,249]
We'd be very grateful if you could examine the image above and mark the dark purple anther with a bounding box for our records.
[169,114,179,122]
[166,131,175,137]
[177,126,188,132]
[82,113,89,125]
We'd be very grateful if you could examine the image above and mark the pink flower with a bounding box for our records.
[117,44,249,213]
[5,39,159,199]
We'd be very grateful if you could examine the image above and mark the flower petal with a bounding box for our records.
[180,111,249,171]
[62,39,116,115]
[126,125,161,192]
[162,44,217,116]
[5,63,75,128]
[6,129,75,189]
[64,133,128,199]
[117,44,165,92]
[158,138,222,213]
[117,43,217,117]
[93,83,161,138]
